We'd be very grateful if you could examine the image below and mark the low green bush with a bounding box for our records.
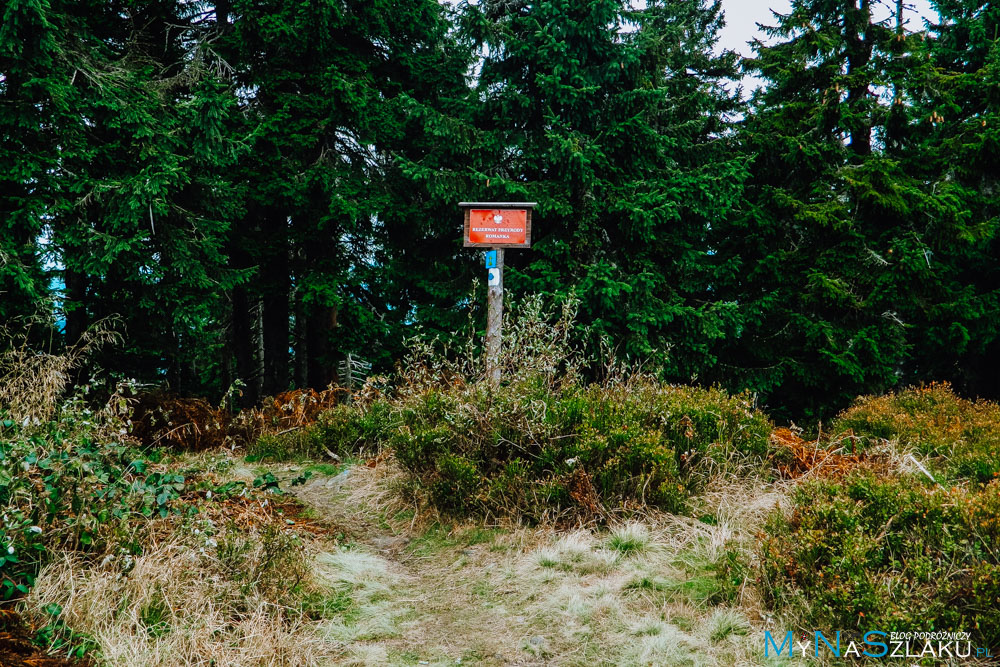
[0,401,292,608]
[751,385,1000,646]
[758,472,1000,644]
[248,297,773,519]
[0,412,191,601]
[379,380,772,519]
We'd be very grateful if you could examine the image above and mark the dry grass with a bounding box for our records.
[15,450,813,666]
[399,292,586,392]
[495,484,791,666]
[0,316,120,426]
[21,524,337,667]
[271,456,812,666]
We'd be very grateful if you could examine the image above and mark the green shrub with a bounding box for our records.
[758,472,1000,644]
[833,382,1000,483]
[279,296,773,519]
[33,602,100,658]
[379,380,772,520]
[0,413,195,601]
[250,429,325,461]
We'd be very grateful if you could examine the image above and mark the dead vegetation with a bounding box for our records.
[262,388,348,429]
[128,387,348,452]
[0,316,120,426]
[769,426,891,479]
[129,392,230,450]
[22,523,336,667]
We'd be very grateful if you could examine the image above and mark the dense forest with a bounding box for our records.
[3,0,1000,419]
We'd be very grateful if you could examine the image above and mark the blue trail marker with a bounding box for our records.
[485,250,497,268]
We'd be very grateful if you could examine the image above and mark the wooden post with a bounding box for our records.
[459,201,535,382]
[486,247,504,382]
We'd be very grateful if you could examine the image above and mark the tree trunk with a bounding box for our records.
[307,305,337,389]
[231,283,256,405]
[254,295,265,399]
[63,267,87,345]
[293,281,308,388]
[845,0,874,156]
[261,212,290,396]
[228,223,258,406]
[216,0,231,30]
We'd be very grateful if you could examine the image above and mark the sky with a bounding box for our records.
[717,0,940,57]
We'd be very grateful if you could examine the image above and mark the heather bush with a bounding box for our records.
[755,386,1000,645]
[832,383,1000,483]
[256,295,775,519]
[280,297,765,518]
[248,401,393,461]
[387,380,772,519]
[759,472,1000,644]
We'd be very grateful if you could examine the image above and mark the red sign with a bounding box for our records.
[463,208,531,248]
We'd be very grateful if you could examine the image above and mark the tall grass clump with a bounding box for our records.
[0,316,120,427]
[291,294,774,520]
[22,516,338,666]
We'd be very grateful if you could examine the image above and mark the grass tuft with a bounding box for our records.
[705,608,750,642]
[606,522,651,557]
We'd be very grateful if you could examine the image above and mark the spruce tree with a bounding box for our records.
[715,0,954,418]
[457,0,745,378]
[2,1,243,391]
[56,2,242,393]
[901,0,1000,398]
[0,0,69,328]
[225,0,474,396]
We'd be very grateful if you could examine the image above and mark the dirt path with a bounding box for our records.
[287,465,527,664]
[270,462,802,666]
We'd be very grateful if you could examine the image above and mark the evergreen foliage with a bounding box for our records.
[714,0,1000,418]
[2,0,1000,419]
[905,0,1000,399]
[458,0,746,377]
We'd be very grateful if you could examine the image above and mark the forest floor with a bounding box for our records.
[170,456,814,666]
